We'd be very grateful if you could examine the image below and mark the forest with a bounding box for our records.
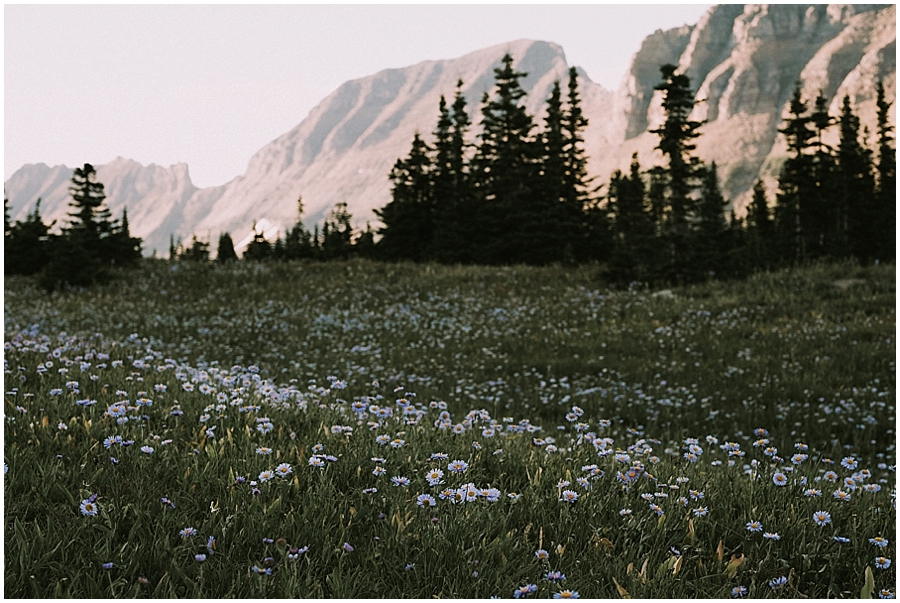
[5,56,895,289]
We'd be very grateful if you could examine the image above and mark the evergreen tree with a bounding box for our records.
[4,196,11,239]
[536,79,571,263]
[216,232,238,262]
[874,81,895,263]
[354,223,376,259]
[804,92,838,258]
[322,202,354,261]
[835,95,875,262]
[243,224,272,261]
[432,81,475,263]
[694,163,731,279]
[42,163,114,289]
[67,163,112,239]
[607,155,655,281]
[179,235,210,262]
[561,67,592,261]
[472,52,540,264]
[105,207,142,266]
[283,196,314,260]
[5,197,54,276]
[376,133,433,261]
[774,85,816,264]
[745,179,775,270]
[650,64,704,281]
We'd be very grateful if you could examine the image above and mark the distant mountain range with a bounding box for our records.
[5,4,895,256]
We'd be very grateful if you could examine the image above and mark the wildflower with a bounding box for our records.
[746,520,763,532]
[553,591,580,599]
[763,532,781,541]
[180,527,197,538]
[80,499,99,516]
[507,492,521,501]
[864,483,882,493]
[140,446,154,455]
[448,460,469,473]
[207,536,216,555]
[416,493,436,508]
[619,508,632,516]
[251,565,272,575]
[362,487,377,494]
[693,507,709,517]
[544,571,566,582]
[259,470,274,482]
[309,457,325,468]
[195,554,207,562]
[804,488,822,497]
[791,453,808,465]
[812,510,831,526]
[576,477,591,490]
[342,542,354,553]
[769,576,788,589]
[161,497,175,509]
[870,536,890,548]
[514,584,538,598]
[425,468,444,486]
[841,457,858,470]
[875,557,892,569]
[649,503,664,516]
[256,447,272,455]
[535,549,549,560]
[823,470,838,482]
[833,536,850,543]
[102,562,114,570]
[557,480,571,489]
[772,472,788,486]
[731,585,747,597]
[559,490,578,503]
[391,476,410,487]
[275,463,292,477]
[879,589,894,599]
[833,490,851,502]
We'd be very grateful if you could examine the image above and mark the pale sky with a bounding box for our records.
[5,4,713,188]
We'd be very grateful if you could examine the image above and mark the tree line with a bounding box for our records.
[4,163,142,290]
[171,199,376,264]
[6,56,894,289]
[376,55,895,283]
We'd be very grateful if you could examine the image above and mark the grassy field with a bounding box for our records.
[4,259,895,598]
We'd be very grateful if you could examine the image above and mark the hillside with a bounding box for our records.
[5,4,895,256]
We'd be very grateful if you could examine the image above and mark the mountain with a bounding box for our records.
[5,4,895,257]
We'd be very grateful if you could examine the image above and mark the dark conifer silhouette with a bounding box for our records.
[216,232,238,262]
[651,64,704,280]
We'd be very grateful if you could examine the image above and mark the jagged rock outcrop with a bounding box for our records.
[5,5,895,256]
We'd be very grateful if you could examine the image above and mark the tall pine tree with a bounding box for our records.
[650,65,704,281]
[835,95,875,262]
[472,53,539,264]
[774,85,817,264]
[376,133,433,261]
[874,81,895,263]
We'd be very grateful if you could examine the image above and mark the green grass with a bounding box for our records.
[4,259,895,598]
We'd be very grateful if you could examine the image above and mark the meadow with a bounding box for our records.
[4,259,895,598]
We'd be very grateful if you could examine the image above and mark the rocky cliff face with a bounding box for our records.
[5,5,895,256]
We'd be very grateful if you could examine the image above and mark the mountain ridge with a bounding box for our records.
[5,5,895,256]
